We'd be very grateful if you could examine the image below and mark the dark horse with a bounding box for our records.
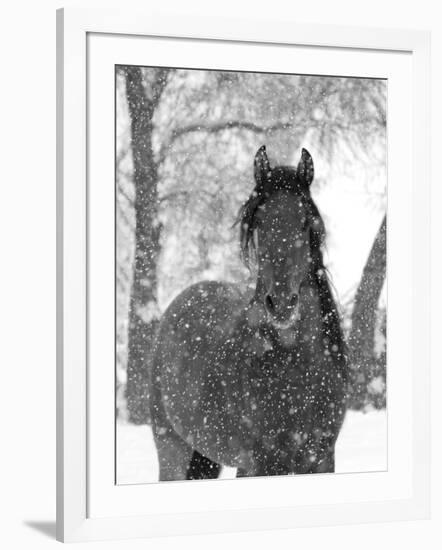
[149,146,348,480]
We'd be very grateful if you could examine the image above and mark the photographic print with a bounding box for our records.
[115,66,387,484]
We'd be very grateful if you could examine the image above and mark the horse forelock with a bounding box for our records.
[236,174,325,268]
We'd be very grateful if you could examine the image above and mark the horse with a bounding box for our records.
[149,146,348,481]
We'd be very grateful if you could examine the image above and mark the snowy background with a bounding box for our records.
[116,66,387,484]
[118,411,387,484]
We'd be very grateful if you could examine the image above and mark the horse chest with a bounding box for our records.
[242,344,331,426]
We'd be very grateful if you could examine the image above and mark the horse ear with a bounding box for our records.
[254,145,272,191]
[297,148,314,186]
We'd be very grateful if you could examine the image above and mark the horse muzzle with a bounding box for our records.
[264,292,300,329]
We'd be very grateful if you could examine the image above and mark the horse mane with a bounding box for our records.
[236,167,348,372]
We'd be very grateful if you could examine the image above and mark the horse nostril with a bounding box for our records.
[265,294,275,313]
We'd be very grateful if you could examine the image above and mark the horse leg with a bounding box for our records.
[152,420,194,481]
[317,450,335,473]
[152,419,221,481]
[149,356,195,481]
[149,358,220,481]
[186,450,221,480]
[235,445,282,478]
[308,443,336,474]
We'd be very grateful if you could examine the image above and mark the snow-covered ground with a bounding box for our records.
[116,409,387,484]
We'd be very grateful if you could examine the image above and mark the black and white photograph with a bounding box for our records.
[115,65,387,484]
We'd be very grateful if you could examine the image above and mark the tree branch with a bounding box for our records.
[171,120,293,141]
[117,183,134,206]
[157,120,294,165]
[116,200,134,230]
[347,215,387,407]
[158,188,219,205]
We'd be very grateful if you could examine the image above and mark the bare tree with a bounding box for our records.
[347,215,387,408]
[124,66,170,424]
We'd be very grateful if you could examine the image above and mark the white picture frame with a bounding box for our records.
[56,6,431,543]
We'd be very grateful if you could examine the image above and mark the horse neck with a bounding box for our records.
[245,268,346,379]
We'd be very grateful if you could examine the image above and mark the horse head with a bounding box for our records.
[239,146,325,330]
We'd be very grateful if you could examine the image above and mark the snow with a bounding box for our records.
[335,409,387,473]
[116,409,387,484]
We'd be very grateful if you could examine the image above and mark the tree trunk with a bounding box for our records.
[124,66,169,424]
[347,215,387,409]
